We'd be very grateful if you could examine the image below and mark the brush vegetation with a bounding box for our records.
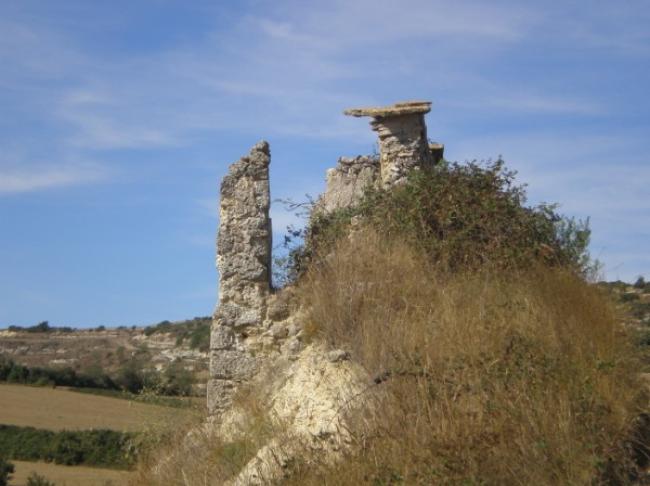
[286,229,647,484]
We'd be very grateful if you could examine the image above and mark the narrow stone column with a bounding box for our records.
[344,101,433,187]
[208,141,272,415]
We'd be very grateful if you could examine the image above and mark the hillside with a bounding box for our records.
[0,318,210,396]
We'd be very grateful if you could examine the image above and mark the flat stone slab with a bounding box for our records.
[344,100,431,118]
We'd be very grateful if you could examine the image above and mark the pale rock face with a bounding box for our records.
[208,141,273,415]
[220,344,373,486]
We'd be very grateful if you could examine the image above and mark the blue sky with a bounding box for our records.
[1,0,648,328]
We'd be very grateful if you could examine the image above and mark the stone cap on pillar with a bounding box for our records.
[343,101,431,118]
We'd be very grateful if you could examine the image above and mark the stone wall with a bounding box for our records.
[318,155,380,213]
[208,141,272,414]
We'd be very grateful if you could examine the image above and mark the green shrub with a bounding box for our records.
[115,360,150,394]
[0,457,13,486]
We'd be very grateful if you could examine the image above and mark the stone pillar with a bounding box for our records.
[344,101,433,187]
[208,141,272,415]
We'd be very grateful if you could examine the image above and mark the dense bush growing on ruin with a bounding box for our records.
[288,160,598,281]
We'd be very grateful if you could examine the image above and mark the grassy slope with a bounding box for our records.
[285,230,648,485]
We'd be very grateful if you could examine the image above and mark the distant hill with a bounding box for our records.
[0,317,211,396]
[598,278,650,366]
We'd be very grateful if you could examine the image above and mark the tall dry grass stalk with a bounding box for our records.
[290,229,646,485]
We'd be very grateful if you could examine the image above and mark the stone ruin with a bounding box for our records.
[321,101,444,213]
[208,101,444,415]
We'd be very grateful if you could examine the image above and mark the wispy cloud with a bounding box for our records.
[0,163,109,195]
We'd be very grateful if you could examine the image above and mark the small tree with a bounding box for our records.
[634,276,646,289]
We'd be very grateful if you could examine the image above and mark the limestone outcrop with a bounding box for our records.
[208,141,273,414]
[221,344,373,485]
[344,101,434,187]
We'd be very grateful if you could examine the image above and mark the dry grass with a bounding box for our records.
[0,383,189,431]
[129,387,278,486]
[288,229,648,485]
[131,228,647,485]
[9,460,132,486]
